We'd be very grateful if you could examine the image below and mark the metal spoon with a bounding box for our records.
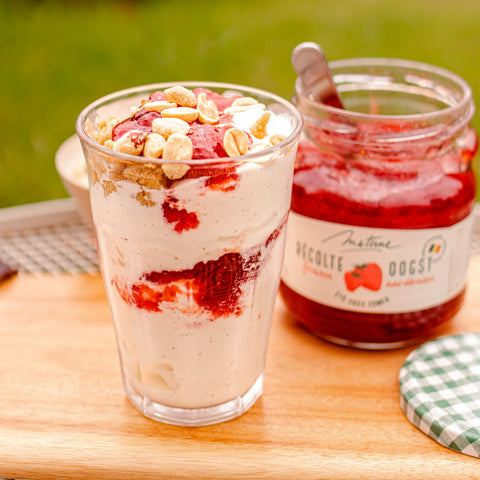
[291,42,344,109]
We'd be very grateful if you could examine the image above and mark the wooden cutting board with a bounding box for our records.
[0,259,479,479]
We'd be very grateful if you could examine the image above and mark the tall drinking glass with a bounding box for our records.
[76,82,302,426]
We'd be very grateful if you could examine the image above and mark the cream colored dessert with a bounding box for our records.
[83,85,297,415]
[96,156,292,408]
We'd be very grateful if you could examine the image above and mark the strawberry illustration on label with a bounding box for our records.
[344,263,382,291]
[344,269,363,291]
[361,263,382,291]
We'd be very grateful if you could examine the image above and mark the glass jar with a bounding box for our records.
[280,58,477,349]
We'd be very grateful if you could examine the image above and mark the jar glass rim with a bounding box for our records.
[294,57,474,124]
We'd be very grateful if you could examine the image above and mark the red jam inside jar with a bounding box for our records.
[280,58,478,349]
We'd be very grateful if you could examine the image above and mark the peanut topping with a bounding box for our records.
[164,86,197,108]
[197,92,219,125]
[152,117,190,138]
[143,133,166,159]
[250,111,272,139]
[162,133,193,161]
[112,130,146,155]
[224,102,266,115]
[143,101,178,113]
[270,134,286,146]
[161,107,199,122]
[161,163,191,180]
[89,86,291,188]
[223,128,249,157]
[231,97,259,107]
[94,117,119,146]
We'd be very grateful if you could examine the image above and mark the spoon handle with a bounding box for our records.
[291,42,344,109]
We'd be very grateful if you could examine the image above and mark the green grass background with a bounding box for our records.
[1,0,480,207]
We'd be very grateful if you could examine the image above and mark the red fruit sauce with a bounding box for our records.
[280,136,477,347]
[113,224,283,320]
[162,195,199,233]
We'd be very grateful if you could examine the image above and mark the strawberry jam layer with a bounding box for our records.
[114,251,260,319]
[114,224,284,321]
[280,137,477,346]
[162,195,199,233]
[290,140,476,228]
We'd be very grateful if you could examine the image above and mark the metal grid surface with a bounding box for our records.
[0,199,479,276]
[0,199,98,275]
[0,222,98,275]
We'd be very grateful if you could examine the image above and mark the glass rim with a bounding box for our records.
[75,81,303,166]
[294,57,474,123]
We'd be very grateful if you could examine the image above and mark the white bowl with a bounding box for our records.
[55,134,93,227]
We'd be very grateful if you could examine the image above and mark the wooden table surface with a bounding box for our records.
[0,259,479,480]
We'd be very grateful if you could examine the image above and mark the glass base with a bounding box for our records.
[123,373,264,427]
[316,332,427,350]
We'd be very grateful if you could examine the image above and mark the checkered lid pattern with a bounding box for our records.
[399,333,480,458]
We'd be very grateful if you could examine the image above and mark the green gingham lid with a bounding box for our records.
[399,333,480,458]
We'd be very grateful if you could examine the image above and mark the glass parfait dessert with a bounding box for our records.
[76,82,302,425]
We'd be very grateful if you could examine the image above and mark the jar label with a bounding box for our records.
[281,212,474,313]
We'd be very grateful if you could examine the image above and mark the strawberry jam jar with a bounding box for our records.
[280,58,478,349]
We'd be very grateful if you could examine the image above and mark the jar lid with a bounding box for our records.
[399,333,480,458]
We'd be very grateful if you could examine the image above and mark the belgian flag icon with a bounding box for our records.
[429,243,442,254]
